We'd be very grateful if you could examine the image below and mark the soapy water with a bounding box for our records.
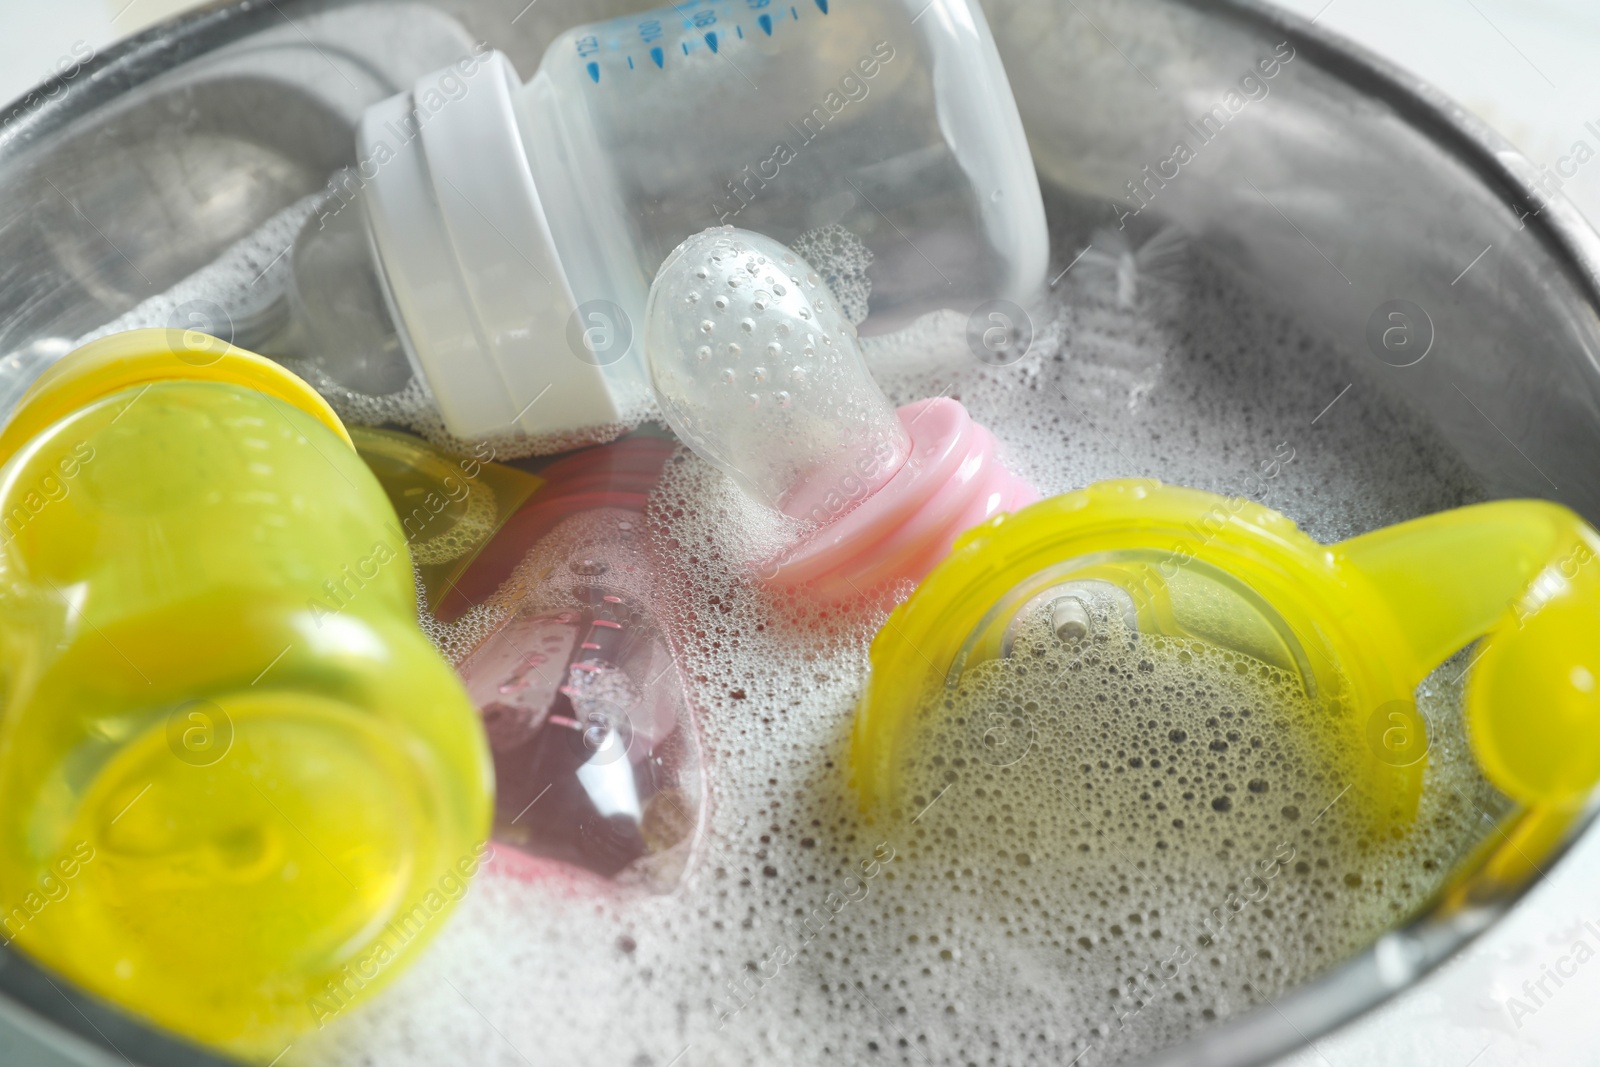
[792,223,875,327]
[884,608,1454,1062]
[262,192,1504,1067]
[49,189,1505,1066]
[30,184,1504,1064]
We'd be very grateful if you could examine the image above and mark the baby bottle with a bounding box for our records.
[0,330,493,1057]
[274,0,1047,442]
[448,437,704,891]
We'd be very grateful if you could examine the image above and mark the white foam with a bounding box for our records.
[293,200,1503,1067]
[75,194,319,348]
[794,223,876,326]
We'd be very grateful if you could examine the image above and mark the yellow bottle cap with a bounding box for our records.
[0,327,352,465]
[351,426,544,613]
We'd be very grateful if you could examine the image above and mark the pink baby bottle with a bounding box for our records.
[451,437,701,889]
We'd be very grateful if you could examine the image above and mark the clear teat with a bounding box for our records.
[645,227,909,523]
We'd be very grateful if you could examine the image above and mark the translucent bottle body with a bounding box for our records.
[318,0,1047,441]
[523,0,1047,338]
[94,4,1045,448]
[453,438,703,891]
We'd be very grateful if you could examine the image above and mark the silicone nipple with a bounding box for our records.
[647,227,1035,599]
[647,226,909,518]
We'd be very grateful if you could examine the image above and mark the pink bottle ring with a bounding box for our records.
[763,398,1036,601]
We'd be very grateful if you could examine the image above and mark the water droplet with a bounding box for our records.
[751,366,768,383]
[789,366,808,385]
[746,393,761,409]
[766,342,784,358]
[713,295,729,310]
[720,368,736,385]
[685,291,700,305]
[775,322,790,338]
[774,390,791,408]
[696,345,712,363]
[774,284,787,297]
[694,267,709,280]
[806,272,821,287]
[700,320,715,334]
[783,253,797,265]
[728,276,742,289]
[799,308,811,320]
[740,319,755,334]
[727,343,742,358]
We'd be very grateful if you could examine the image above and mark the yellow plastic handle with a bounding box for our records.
[853,481,1600,822]
[1339,501,1600,805]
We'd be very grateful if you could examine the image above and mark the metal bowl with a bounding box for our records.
[1,1,1596,1064]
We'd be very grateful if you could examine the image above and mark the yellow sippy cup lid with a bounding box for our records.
[854,479,1600,816]
[0,328,353,466]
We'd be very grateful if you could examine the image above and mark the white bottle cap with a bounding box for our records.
[358,51,621,439]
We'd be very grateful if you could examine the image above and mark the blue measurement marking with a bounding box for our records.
[705,31,718,52]
[815,0,828,12]
[735,24,743,39]
[587,61,600,82]
[681,40,689,54]
[791,6,799,19]
[758,13,772,34]
[628,55,635,68]
[651,46,665,67]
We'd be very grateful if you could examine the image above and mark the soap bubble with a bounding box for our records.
[791,223,874,325]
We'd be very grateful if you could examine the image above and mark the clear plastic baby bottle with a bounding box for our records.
[278,0,1046,443]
